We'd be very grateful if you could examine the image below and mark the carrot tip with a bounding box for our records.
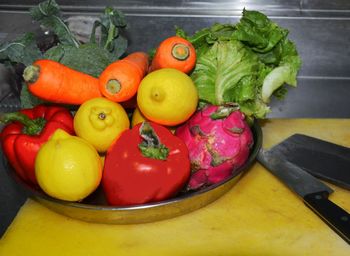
[171,44,190,61]
[23,65,40,83]
[106,79,121,95]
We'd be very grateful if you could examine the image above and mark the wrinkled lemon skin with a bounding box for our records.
[35,129,103,202]
[74,97,130,153]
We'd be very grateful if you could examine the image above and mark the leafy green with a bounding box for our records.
[191,41,258,104]
[0,33,42,66]
[0,0,129,108]
[36,1,128,77]
[20,83,45,108]
[30,0,80,47]
[30,0,128,76]
[44,43,114,77]
[177,9,301,119]
[231,9,288,53]
[42,5,128,77]
[90,7,128,60]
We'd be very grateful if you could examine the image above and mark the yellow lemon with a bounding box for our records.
[137,68,198,126]
[74,97,130,152]
[131,107,147,127]
[100,154,105,168]
[35,129,102,202]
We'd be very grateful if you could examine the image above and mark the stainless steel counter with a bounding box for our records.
[0,0,349,236]
[1,0,350,117]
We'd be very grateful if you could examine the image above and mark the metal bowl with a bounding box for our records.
[4,121,262,224]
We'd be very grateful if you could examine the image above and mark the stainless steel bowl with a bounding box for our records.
[4,121,262,224]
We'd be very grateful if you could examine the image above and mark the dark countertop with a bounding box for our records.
[1,0,350,237]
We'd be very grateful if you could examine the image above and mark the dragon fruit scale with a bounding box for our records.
[175,104,254,190]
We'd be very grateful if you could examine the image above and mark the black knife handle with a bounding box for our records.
[303,191,350,244]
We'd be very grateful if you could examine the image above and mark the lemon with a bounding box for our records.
[100,154,106,168]
[137,68,198,126]
[74,97,130,152]
[35,129,102,201]
[131,107,177,134]
[131,107,147,127]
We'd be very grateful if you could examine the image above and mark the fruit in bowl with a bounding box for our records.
[102,121,191,206]
[0,1,299,223]
[176,104,254,191]
[35,129,103,202]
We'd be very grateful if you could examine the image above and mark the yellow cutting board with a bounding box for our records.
[0,119,349,255]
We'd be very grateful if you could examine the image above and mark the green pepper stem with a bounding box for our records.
[23,65,40,83]
[138,121,169,160]
[0,112,46,135]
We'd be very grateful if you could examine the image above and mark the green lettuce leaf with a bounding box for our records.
[261,38,302,102]
[191,40,270,118]
[191,40,257,104]
[231,9,288,53]
[180,9,301,119]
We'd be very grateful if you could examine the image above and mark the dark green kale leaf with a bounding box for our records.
[30,0,80,47]
[0,33,42,66]
[44,43,114,77]
[90,7,128,60]
[20,83,45,108]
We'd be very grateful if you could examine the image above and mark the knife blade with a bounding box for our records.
[267,134,350,190]
[257,149,350,244]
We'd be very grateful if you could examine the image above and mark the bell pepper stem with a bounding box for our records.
[0,112,46,135]
[138,121,169,160]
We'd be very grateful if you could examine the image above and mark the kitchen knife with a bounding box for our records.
[257,149,350,244]
[266,134,350,190]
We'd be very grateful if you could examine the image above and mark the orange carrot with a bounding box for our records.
[23,59,101,105]
[149,36,196,74]
[99,52,149,102]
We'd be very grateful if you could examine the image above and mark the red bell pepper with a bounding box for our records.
[0,104,74,185]
[102,121,191,206]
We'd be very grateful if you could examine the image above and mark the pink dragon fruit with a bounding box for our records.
[175,104,254,190]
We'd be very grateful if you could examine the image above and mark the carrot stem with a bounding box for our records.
[23,65,40,83]
[106,79,122,94]
[171,43,190,60]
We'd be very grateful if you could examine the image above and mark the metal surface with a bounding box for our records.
[2,119,262,224]
[266,134,350,190]
[1,1,350,117]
